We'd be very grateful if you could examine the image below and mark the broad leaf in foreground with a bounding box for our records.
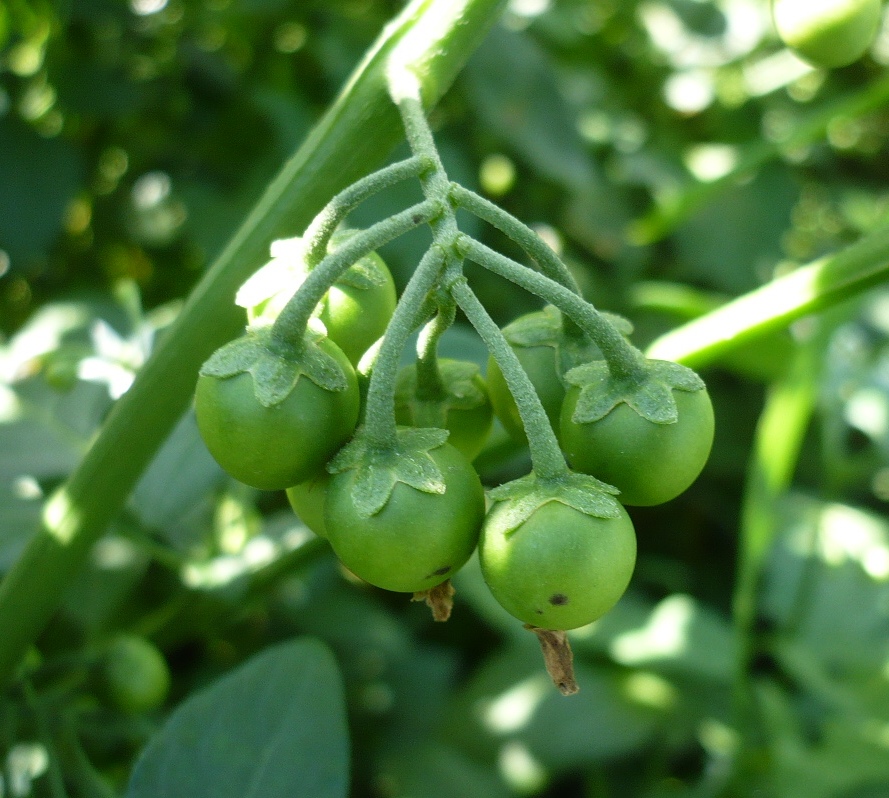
[126,638,348,798]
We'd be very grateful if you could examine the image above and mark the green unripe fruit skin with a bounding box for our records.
[103,635,170,714]
[480,500,637,630]
[286,472,331,539]
[772,0,881,68]
[195,338,359,490]
[560,387,715,506]
[325,443,485,593]
[320,251,396,365]
[487,346,564,442]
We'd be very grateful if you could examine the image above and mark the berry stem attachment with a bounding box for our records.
[414,301,456,400]
[363,245,447,448]
[460,236,648,383]
[525,625,579,696]
[302,155,430,267]
[450,278,569,481]
[269,199,440,351]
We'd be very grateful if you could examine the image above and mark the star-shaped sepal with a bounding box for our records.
[564,358,705,425]
[503,305,632,350]
[487,471,623,536]
[396,360,488,414]
[326,426,451,518]
[502,305,634,381]
[199,325,350,408]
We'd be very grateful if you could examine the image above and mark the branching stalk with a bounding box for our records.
[270,198,441,348]
[302,156,430,266]
[363,246,447,448]
[451,279,568,481]
[460,236,647,382]
[449,183,580,294]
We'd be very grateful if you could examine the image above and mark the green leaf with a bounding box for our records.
[605,594,735,682]
[565,359,705,424]
[0,119,84,264]
[503,307,632,351]
[328,231,390,290]
[762,494,889,676]
[126,638,348,798]
[0,480,42,574]
[327,427,449,517]
[381,743,513,798]
[131,408,223,529]
[501,305,563,348]
[0,379,111,482]
[464,27,599,193]
[444,646,663,772]
[518,663,664,768]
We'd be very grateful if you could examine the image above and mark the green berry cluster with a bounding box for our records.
[193,76,715,689]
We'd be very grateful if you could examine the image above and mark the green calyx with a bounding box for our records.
[564,358,705,425]
[503,305,632,349]
[199,325,351,407]
[326,426,451,517]
[501,304,633,381]
[487,471,623,535]
[396,358,488,416]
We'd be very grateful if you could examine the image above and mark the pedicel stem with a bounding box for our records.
[448,183,580,294]
[269,199,440,351]
[460,236,648,383]
[451,278,569,481]
[301,155,430,267]
[414,300,457,401]
[362,245,448,448]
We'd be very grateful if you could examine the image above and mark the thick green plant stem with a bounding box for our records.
[460,235,647,381]
[270,198,440,348]
[0,0,507,692]
[302,155,429,266]
[451,279,568,480]
[630,71,889,244]
[363,246,446,448]
[449,183,580,294]
[646,221,889,368]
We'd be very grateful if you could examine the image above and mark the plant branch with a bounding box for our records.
[460,236,647,381]
[451,278,568,480]
[362,246,446,447]
[449,183,580,294]
[302,155,430,266]
[645,221,889,367]
[415,301,456,400]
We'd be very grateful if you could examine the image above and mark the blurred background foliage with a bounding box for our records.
[4,0,889,796]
